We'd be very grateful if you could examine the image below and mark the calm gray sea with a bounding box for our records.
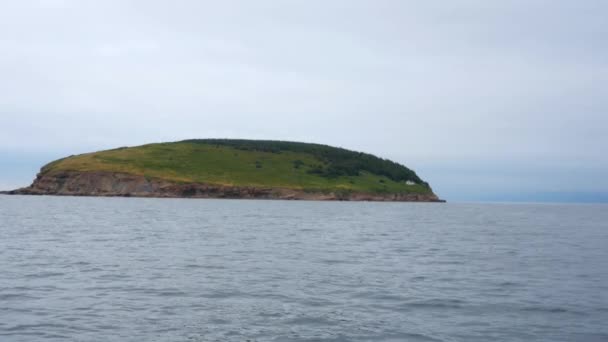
[1,195,607,342]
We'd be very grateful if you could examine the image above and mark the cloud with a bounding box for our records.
[0,0,606,199]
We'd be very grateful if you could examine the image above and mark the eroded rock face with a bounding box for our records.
[8,171,444,202]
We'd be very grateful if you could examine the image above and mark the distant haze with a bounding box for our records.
[1,1,607,202]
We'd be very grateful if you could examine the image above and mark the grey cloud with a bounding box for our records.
[1,0,606,200]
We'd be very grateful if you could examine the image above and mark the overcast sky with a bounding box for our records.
[1,0,607,202]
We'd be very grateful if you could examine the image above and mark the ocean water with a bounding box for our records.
[0,195,607,342]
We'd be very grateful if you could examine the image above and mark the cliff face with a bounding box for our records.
[8,171,443,202]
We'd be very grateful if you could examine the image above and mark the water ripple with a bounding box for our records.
[1,196,607,341]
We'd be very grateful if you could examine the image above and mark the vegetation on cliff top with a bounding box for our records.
[41,139,434,195]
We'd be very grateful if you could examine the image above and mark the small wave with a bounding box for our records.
[377,333,444,342]
[258,312,282,318]
[284,316,334,326]
[497,281,520,287]
[521,306,575,314]
[198,290,245,299]
[157,290,188,297]
[457,321,491,327]
[0,293,40,300]
[370,294,407,302]
[71,261,91,266]
[298,298,339,307]
[184,264,226,270]
[24,272,65,279]
[298,228,317,232]
[401,298,466,310]
[318,259,355,265]
[208,318,230,324]
[5,323,69,332]
[95,273,130,280]
[431,260,465,265]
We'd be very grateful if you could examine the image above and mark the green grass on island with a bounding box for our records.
[42,139,434,195]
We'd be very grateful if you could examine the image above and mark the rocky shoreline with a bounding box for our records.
[4,171,444,202]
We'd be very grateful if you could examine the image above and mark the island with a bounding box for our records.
[4,139,444,202]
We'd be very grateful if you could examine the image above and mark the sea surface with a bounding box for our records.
[1,195,607,342]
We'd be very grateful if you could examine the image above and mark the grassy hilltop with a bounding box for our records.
[40,139,434,195]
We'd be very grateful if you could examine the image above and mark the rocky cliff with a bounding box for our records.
[7,170,444,202]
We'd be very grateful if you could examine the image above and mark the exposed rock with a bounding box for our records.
[8,171,445,202]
